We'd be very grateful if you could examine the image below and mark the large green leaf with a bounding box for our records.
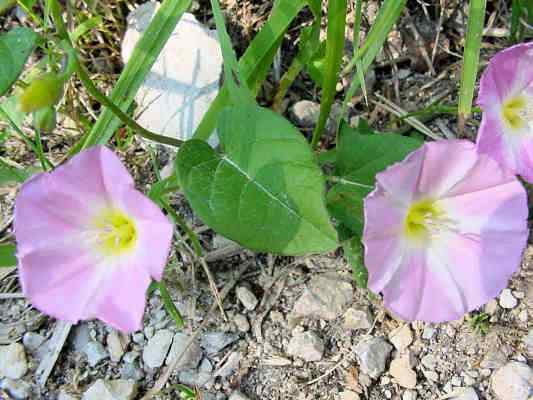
[0,161,35,186]
[0,244,17,267]
[336,121,421,183]
[0,27,38,96]
[177,104,338,255]
[327,122,421,235]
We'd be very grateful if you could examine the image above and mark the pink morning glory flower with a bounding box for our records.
[363,140,528,322]
[14,146,173,333]
[477,42,533,182]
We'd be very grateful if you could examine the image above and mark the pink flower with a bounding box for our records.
[477,42,533,182]
[363,140,528,322]
[14,146,173,332]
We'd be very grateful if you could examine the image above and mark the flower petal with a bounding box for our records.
[477,42,533,107]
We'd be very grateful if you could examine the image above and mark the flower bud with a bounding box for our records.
[19,73,64,113]
[33,106,57,133]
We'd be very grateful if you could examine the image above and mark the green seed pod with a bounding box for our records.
[33,106,57,133]
[19,73,64,113]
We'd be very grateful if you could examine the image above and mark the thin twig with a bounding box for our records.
[36,321,72,387]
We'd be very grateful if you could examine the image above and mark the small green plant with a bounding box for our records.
[176,384,202,400]
[469,312,491,335]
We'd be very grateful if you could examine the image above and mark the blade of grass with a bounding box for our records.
[457,0,486,133]
[157,281,184,329]
[80,0,192,148]
[337,0,365,130]
[209,0,252,104]
[341,0,406,86]
[310,0,348,149]
[192,0,308,142]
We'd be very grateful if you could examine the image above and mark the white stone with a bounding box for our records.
[233,314,250,332]
[165,332,202,370]
[107,330,127,363]
[338,391,360,400]
[422,326,436,340]
[287,331,324,362]
[22,332,45,353]
[82,379,138,400]
[402,390,417,400]
[290,100,321,127]
[448,387,479,400]
[0,342,28,379]
[343,308,373,331]
[491,361,533,400]
[0,378,31,399]
[122,3,222,147]
[292,274,353,321]
[388,325,413,352]
[58,390,79,400]
[389,354,417,389]
[236,286,259,311]
[421,354,438,370]
[499,289,518,309]
[85,341,108,367]
[142,329,173,369]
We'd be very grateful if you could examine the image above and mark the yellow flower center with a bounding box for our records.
[502,95,529,130]
[94,209,137,256]
[404,199,449,244]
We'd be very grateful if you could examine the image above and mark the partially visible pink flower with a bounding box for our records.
[14,146,173,333]
[363,140,528,322]
[477,42,533,182]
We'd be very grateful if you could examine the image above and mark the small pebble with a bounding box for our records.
[142,330,173,369]
[388,325,413,352]
[233,314,250,332]
[22,332,45,353]
[499,289,518,309]
[287,331,324,362]
[85,341,109,367]
[0,343,28,379]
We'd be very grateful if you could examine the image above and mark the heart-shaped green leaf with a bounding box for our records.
[177,104,338,255]
[0,27,38,96]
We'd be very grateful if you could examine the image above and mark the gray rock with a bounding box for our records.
[287,331,324,362]
[421,354,438,370]
[292,274,353,321]
[499,289,518,309]
[22,332,45,353]
[107,330,127,363]
[290,100,321,127]
[233,314,250,332]
[120,363,144,382]
[178,369,212,388]
[491,362,533,400]
[122,4,222,147]
[166,333,202,370]
[0,378,31,399]
[422,326,436,340]
[142,329,173,369]
[480,349,507,370]
[58,390,79,400]
[122,351,139,364]
[0,343,28,379]
[213,351,242,378]
[71,324,92,352]
[485,299,499,315]
[236,286,259,311]
[354,337,392,379]
[85,341,109,367]
[402,390,417,400]
[201,332,239,355]
[388,325,413,352]
[448,387,478,400]
[82,379,138,400]
[522,329,533,354]
[343,308,373,331]
[229,391,250,400]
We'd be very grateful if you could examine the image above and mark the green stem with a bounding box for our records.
[327,175,373,189]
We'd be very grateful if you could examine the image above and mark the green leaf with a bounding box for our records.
[343,236,367,288]
[336,121,421,184]
[327,122,421,235]
[0,27,38,96]
[178,104,338,255]
[0,161,34,186]
[0,244,17,267]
